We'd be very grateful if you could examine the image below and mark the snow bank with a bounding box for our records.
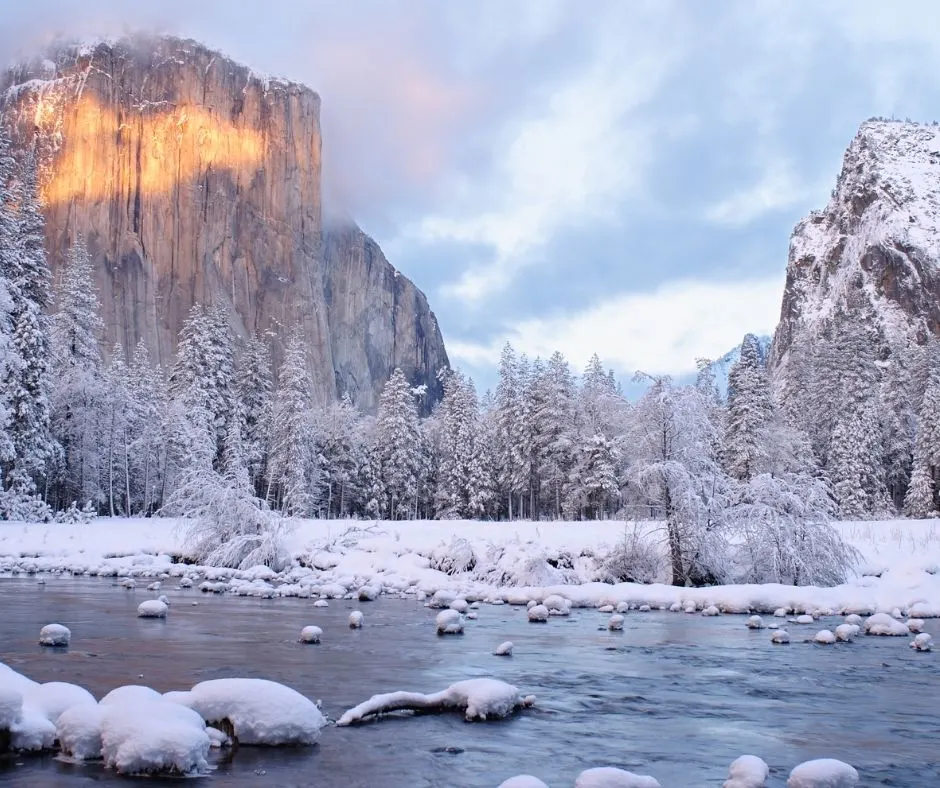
[38,623,70,646]
[787,758,858,787]
[5,517,940,619]
[336,678,534,726]
[575,766,662,787]
[724,754,769,787]
[167,678,326,745]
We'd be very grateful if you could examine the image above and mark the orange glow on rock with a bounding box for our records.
[41,95,265,205]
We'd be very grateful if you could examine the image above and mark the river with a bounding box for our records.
[0,578,937,786]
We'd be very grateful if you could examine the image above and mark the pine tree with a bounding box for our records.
[904,343,940,517]
[723,334,772,481]
[236,333,273,497]
[49,238,105,509]
[530,351,577,519]
[102,345,133,516]
[315,393,366,518]
[370,368,422,519]
[0,143,56,496]
[127,340,167,515]
[267,328,317,516]
[493,344,532,519]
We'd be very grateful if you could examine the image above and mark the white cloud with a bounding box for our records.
[407,4,687,302]
[448,275,785,378]
[705,158,824,226]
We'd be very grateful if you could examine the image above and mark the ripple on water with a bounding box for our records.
[0,579,937,787]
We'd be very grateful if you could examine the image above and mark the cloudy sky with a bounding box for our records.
[6,1,940,390]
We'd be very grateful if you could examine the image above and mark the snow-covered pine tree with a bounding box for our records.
[568,432,619,519]
[493,344,532,519]
[266,328,318,516]
[723,334,772,481]
[0,144,56,498]
[49,238,105,510]
[369,367,422,520]
[904,342,940,517]
[127,340,168,515]
[102,346,134,515]
[236,333,273,497]
[530,351,578,519]
[315,393,366,518]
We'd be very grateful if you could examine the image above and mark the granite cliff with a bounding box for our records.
[0,35,448,410]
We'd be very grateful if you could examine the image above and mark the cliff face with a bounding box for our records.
[0,35,448,410]
[769,119,940,384]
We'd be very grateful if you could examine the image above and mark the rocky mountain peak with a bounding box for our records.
[0,34,448,411]
[770,118,940,382]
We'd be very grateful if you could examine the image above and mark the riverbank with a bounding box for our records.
[1,517,939,616]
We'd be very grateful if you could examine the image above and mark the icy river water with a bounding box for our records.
[0,578,938,787]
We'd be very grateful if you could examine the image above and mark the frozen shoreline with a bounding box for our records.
[1,517,939,616]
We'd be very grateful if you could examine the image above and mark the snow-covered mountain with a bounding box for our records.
[708,335,771,399]
[770,118,940,384]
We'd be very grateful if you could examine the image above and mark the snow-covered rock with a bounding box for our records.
[336,678,534,726]
[794,614,815,625]
[527,605,549,623]
[608,614,624,631]
[911,632,933,651]
[771,629,790,644]
[787,758,859,787]
[843,614,863,626]
[814,629,836,645]
[638,604,651,612]
[575,766,662,787]
[178,577,193,589]
[543,594,571,615]
[349,610,363,629]
[300,626,322,644]
[56,703,105,761]
[38,623,71,646]
[774,608,788,617]
[906,618,925,633]
[358,585,379,601]
[724,754,769,787]
[428,589,456,609]
[101,685,163,707]
[167,678,326,745]
[137,600,168,618]
[494,641,513,656]
[498,776,549,788]
[436,609,464,635]
[864,612,910,636]
[701,605,720,617]
[313,599,329,608]
[835,624,857,642]
[25,682,96,725]
[101,698,210,775]
[449,598,470,614]
[746,616,764,630]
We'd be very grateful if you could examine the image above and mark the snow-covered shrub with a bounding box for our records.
[427,537,476,575]
[53,501,96,524]
[601,524,663,584]
[0,490,52,523]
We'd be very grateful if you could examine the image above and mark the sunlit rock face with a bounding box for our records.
[0,35,447,410]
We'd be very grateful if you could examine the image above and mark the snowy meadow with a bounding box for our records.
[1,516,939,786]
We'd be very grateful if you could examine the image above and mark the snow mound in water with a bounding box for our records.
[724,754,769,787]
[0,687,21,730]
[436,609,464,635]
[300,626,322,644]
[835,624,858,642]
[794,614,815,624]
[38,623,70,646]
[608,614,624,631]
[450,598,469,613]
[701,605,720,617]
[336,678,534,726]
[499,777,549,788]
[771,629,790,644]
[787,758,858,787]
[527,604,548,622]
[101,698,209,775]
[911,632,933,651]
[56,703,105,761]
[100,685,163,707]
[313,599,328,608]
[358,585,378,601]
[494,641,513,656]
[167,678,326,745]
[843,614,863,626]
[906,618,925,633]
[814,629,836,645]
[864,613,909,636]
[137,600,168,618]
[25,682,96,724]
[349,611,363,628]
[746,616,764,629]
[542,594,571,615]
[575,766,662,787]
